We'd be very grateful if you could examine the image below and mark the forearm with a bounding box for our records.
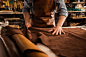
[56,0,68,19]
[56,15,66,27]
[23,12,30,23]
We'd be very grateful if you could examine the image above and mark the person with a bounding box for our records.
[22,0,68,35]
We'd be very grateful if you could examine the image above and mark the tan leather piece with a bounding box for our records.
[12,34,48,57]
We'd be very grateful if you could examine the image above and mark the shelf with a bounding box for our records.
[68,11,86,12]
[9,25,20,29]
[4,18,20,20]
[55,11,86,13]
[0,11,86,14]
[66,2,84,4]
[71,17,86,19]
[13,12,23,14]
[0,5,14,8]
[0,11,23,14]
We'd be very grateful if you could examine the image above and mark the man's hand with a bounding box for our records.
[25,22,31,29]
[48,26,65,35]
[48,15,66,35]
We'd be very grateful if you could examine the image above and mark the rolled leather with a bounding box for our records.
[1,27,23,57]
[12,34,48,57]
[4,26,48,57]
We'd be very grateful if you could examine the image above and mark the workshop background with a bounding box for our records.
[0,0,86,28]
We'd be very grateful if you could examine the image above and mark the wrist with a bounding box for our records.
[25,21,30,24]
[56,24,62,27]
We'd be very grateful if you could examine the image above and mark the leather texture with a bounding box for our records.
[1,26,48,57]
[0,39,9,57]
[1,26,86,57]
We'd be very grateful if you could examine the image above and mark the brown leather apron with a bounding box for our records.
[32,0,55,27]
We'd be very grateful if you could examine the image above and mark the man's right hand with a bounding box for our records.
[25,22,31,29]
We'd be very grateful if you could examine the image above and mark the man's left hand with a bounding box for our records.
[48,26,65,35]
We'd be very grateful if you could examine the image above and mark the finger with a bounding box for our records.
[56,31,58,35]
[26,26,28,29]
[27,25,31,29]
[48,29,53,32]
[51,15,54,18]
[27,30,31,33]
[26,26,29,29]
[59,30,61,35]
[61,30,65,34]
[52,30,57,35]
[25,24,28,29]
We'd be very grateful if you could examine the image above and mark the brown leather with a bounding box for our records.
[1,26,48,57]
[2,26,86,57]
[1,35,23,57]
[3,26,24,36]
[1,27,23,57]
[21,26,33,40]
[22,27,86,57]
[0,39,9,57]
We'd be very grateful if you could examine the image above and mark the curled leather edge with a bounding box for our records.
[0,36,12,57]
[12,34,48,57]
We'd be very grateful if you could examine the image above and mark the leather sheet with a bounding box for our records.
[1,35,23,57]
[1,27,48,57]
[0,39,8,57]
[1,28,23,57]
[26,27,86,57]
[1,26,86,57]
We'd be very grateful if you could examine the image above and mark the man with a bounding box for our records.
[22,0,68,35]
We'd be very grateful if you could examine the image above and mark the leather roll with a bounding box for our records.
[12,34,48,57]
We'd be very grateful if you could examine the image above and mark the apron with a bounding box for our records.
[32,0,55,27]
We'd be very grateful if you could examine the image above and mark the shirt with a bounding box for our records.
[22,0,68,27]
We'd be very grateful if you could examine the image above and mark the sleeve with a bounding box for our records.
[56,0,68,18]
[22,0,33,13]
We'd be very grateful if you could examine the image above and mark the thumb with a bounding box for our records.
[25,25,29,29]
[26,26,29,29]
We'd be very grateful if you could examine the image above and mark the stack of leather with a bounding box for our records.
[1,26,86,57]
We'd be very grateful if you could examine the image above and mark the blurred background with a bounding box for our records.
[0,0,86,29]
